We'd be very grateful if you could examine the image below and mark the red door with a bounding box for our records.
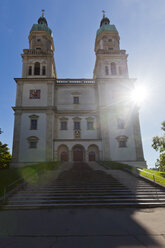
[73,146,83,161]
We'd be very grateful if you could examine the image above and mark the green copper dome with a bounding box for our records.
[30,24,52,36]
[30,14,52,36]
[96,24,118,37]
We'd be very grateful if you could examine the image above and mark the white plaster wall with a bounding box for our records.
[98,82,130,107]
[22,83,48,106]
[108,109,137,161]
[19,113,46,162]
[56,87,96,111]
[57,116,98,139]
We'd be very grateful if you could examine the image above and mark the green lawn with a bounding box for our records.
[0,162,60,198]
[101,161,135,171]
[138,169,165,186]
[101,161,165,186]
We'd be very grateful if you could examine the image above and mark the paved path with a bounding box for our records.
[0,207,165,247]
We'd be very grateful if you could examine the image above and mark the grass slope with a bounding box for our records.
[139,169,165,186]
[0,162,59,197]
[102,161,165,186]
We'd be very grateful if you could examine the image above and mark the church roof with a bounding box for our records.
[96,24,118,37]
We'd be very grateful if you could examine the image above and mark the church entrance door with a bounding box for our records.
[73,145,84,161]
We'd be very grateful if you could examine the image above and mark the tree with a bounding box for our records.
[152,121,165,171]
[0,141,12,169]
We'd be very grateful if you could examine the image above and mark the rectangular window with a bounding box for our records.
[30,119,37,130]
[87,121,94,130]
[61,121,67,130]
[74,121,80,130]
[29,141,37,148]
[119,140,126,148]
[117,119,125,129]
[73,96,79,104]
[29,90,40,99]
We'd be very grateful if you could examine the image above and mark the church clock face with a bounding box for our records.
[29,89,41,99]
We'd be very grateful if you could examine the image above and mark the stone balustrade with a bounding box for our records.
[23,49,53,55]
[56,79,95,84]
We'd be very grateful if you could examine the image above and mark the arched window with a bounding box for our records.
[28,66,32,75]
[111,62,117,75]
[105,66,109,75]
[42,66,46,75]
[34,62,40,75]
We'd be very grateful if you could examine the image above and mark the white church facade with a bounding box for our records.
[11,13,146,167]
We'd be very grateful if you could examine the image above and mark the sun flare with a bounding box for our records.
[130,85,148,105]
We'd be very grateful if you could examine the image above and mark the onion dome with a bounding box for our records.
[38,16,48,26]
[100,16,110,27]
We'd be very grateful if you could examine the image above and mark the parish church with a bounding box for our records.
[11,11,146,167]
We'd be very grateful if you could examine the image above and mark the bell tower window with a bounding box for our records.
[42,66,46,75]
[105,66,109,75]
[28,66,32,75]
[34,62,40,75]
[111,62,117,75]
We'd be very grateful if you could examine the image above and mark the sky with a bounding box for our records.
[0,0,165,168]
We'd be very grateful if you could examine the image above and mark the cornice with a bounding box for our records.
[54,139,102,142]
[14,78,56,83]
[56,110,98,115]
[12,106,57,111]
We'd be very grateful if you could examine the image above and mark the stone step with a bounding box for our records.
[4,200,165,210]
[4,162,165,209]
[8,195,165,201]
[27,184,159,188]
[10,192,165,198]
[7,198,165,205]
[16,189,164,194]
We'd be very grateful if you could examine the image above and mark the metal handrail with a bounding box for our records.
[2,169,44,202]
[137,169,165,200]
[137,168,165,183]
[3,177,25,202]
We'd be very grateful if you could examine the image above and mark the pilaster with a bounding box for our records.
[133,109,145,161]
[11,110,22,164]
[46,110,54,161]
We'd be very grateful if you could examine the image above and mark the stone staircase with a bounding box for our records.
[2,162,165,209]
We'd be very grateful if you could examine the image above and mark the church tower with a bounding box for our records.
[94,13,146,166]
[12,12,56,166]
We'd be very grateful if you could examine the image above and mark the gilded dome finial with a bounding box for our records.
[42,9,45,17]
[102,10,106,18]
